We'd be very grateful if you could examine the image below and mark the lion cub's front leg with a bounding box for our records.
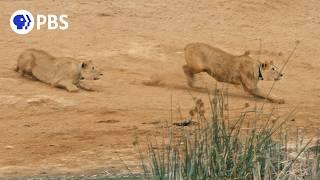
[54,80,79,92]
[245,87,285,104]
[240,74,285,104]
[78,81,94,91]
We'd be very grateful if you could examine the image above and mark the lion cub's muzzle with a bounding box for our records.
[80,73,103,81]
[275,73,283,81]
[93,73,104,80]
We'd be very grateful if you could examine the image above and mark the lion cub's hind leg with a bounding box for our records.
[16,67,25,76]
[183,65,196,87]
[16,67,37,80]
[55,80,79,92]
[16,52,35,76]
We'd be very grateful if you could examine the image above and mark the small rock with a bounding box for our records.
[97,119,120,124]
[5,145,14,149]
[173,119,193,126]
[97,12,112,17]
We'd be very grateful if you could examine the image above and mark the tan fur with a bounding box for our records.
[183,43,284,104]
[16,49,103,92]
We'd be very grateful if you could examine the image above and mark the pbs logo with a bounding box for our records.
[10,10,34,35]
[10,10,69,35]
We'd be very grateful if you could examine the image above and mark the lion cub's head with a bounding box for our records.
[79,60,103,80]
[260,61,283,81]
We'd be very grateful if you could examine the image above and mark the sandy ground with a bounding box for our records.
[0,0,320,177]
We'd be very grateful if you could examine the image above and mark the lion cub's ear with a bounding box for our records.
[81,62,87,68]
[261,62,268,69]
[81,60,92,68]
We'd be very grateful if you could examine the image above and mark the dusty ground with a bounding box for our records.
[0,0,320,177]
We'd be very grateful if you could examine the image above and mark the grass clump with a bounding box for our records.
[139,89,319,180]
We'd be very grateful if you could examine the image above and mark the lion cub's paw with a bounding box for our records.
[66,86,79,92]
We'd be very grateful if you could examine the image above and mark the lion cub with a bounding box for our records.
[183,43,284,104]
[15,49,103,92]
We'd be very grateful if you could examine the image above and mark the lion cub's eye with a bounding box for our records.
[271,67,275,70]
[92,67,95,70]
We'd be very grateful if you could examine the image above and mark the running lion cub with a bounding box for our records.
[15,49,103,92]
[183,43,284,104]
